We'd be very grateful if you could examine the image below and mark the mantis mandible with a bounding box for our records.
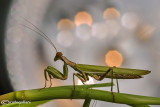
[22,18,151,102]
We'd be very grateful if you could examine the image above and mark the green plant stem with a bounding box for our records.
[83,99,91,107]
[0,83,160,106]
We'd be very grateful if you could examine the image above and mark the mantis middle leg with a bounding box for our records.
[71,69,89,98]
[73,70,89,90]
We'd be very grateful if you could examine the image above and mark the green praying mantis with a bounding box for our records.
[22,18,151,102]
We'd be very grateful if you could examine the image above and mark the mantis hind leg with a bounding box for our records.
[88,67,116,102]
[88,67,112,81]
[110,67,120,102]
[109,67,120,102]
[116,79,120,93]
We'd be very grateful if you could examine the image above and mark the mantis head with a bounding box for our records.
[54,52,63,61]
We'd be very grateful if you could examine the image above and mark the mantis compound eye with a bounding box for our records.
[54,52,63,61]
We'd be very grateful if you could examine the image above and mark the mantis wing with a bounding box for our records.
[76,64,151,76]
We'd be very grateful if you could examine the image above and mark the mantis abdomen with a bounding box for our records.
[96,73,142,79]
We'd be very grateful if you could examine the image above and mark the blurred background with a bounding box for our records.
[1,0,160,106]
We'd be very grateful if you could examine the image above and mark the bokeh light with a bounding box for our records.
[74,11,92,26]
[103,8,120,20]
[136,24,155,41]
[121,12,139,30]
[57,19,74,31]
[105,50,123,67]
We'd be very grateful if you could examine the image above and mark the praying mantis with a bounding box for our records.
[22,18,151,102]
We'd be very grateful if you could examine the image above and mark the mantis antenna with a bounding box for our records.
[21,18,58,53]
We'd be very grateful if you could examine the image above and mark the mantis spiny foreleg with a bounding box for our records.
[42,70,48,89]
[42,62,68,88]
[48,74,52,87]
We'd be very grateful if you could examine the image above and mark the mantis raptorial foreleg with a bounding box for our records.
[48,74,52,87]
[43,62,91,94]
[42,63,68,88]
[43,70,48,89]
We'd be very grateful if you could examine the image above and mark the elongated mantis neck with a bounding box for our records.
[61,56,76,67]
